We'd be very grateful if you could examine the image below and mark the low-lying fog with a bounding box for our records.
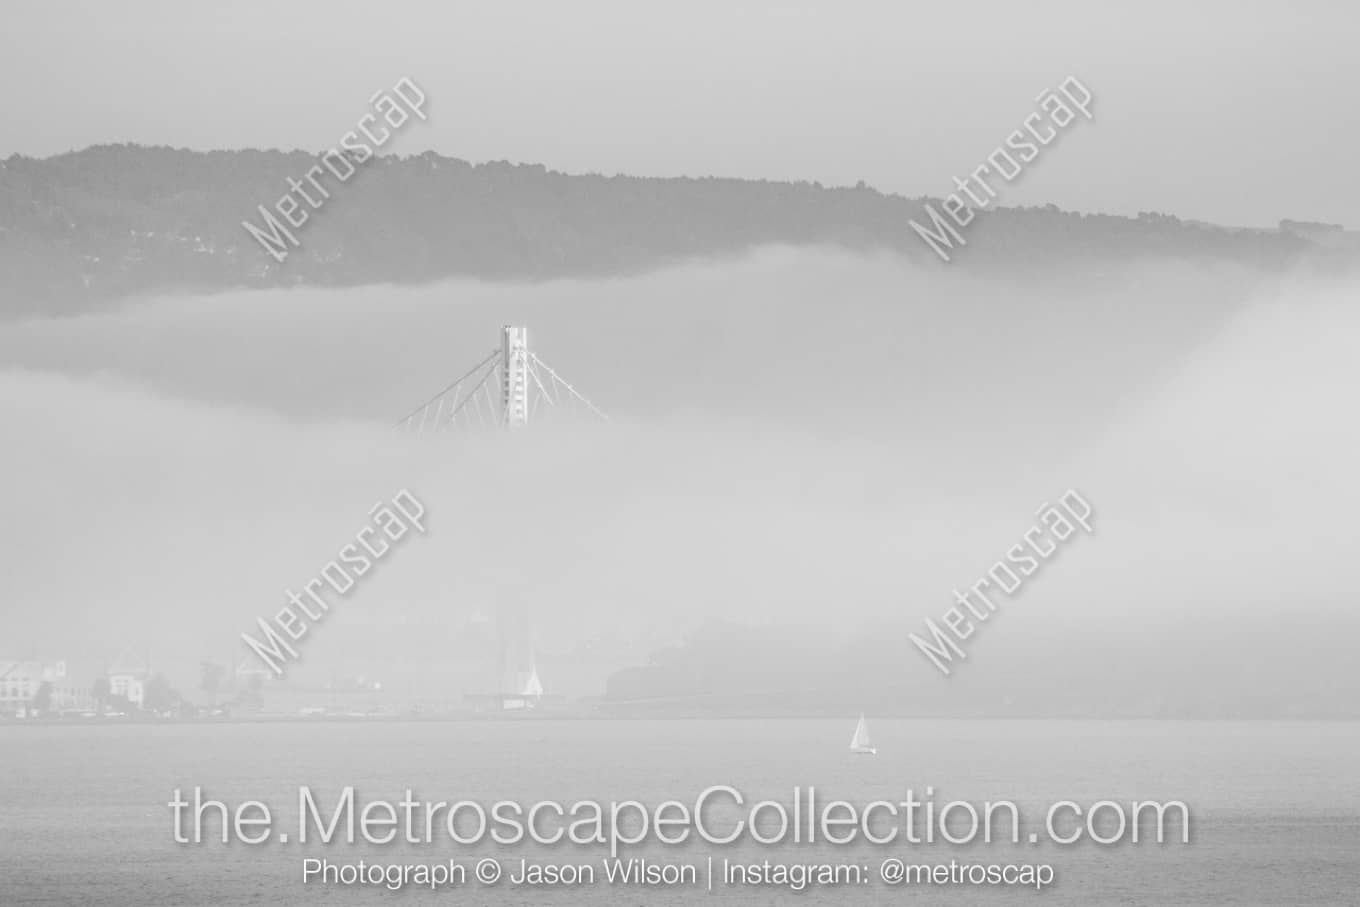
[1,248,1355,704]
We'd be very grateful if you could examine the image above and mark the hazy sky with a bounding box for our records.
[3,0,1356,228]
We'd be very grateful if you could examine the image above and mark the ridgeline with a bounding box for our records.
[1,144,1352,316]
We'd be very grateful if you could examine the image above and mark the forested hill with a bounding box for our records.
[1,144,1353,316]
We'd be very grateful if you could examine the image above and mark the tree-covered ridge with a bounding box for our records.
[0,144,1350,316]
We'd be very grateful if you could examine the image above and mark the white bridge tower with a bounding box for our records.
[396,325,606,434]
[501,325,530,429]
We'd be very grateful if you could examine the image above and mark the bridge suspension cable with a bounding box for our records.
[395,326,607,436]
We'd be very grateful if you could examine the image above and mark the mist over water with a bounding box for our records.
[1,248,1355,707]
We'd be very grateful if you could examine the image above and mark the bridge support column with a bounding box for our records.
[501,325,530,428]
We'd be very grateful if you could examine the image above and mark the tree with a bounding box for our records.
[143,673,179,713]
[31,681,54,715]
[199,662,226,709]
[236,674,265,711]
[91,675,111,711]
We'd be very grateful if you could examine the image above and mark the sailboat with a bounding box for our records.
[521,665,544,698]
[501,652,544,711]
[849,714,876,755]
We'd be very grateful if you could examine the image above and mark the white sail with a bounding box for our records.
[850,714,873,750]
[521,666,544,697]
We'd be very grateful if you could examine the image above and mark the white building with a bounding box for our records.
[108,672,146,708]
[0,659,68,714]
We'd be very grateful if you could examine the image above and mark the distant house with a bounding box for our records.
[108,673,145,707]
[107,662,149,708]
[103,647,157,709]
[0,659,71,714]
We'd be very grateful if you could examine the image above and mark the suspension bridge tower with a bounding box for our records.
[501,326,530,429]
[396,324,605,435]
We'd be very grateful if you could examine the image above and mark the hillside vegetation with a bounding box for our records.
[0,144,1350,316]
